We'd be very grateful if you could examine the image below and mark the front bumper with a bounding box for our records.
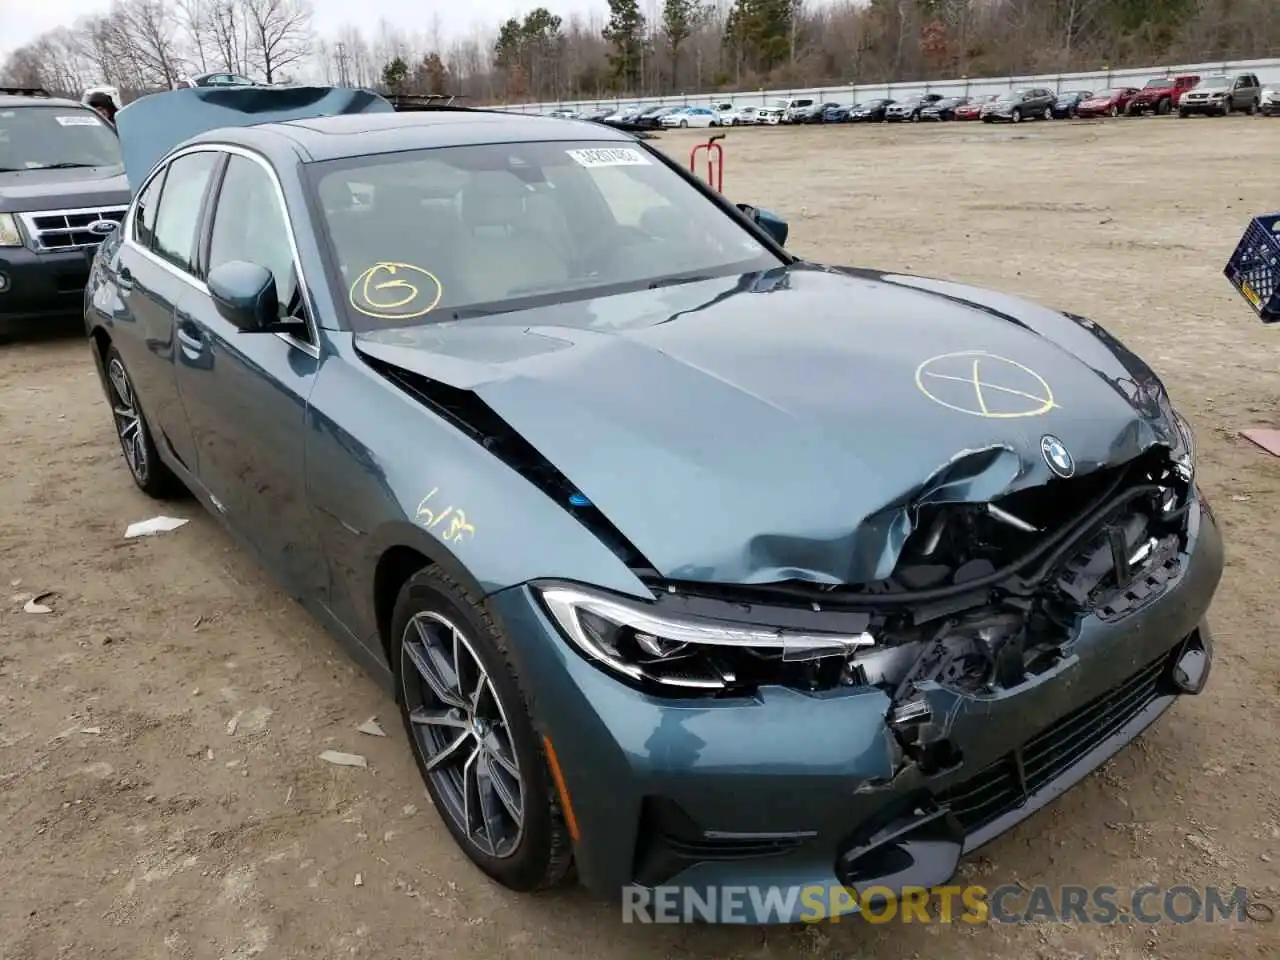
[1180,99,1228,114]
[0,244,95,324]
[490,495,1223,923]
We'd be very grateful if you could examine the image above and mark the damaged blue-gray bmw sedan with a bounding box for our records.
[83,84,1223,922]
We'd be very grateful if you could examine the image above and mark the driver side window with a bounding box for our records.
[207,153,303,328]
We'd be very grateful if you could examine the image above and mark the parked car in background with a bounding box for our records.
[886,94,944,122]
[822,103,854,122]
[793,101,840,123]
[849,98,895,122]
[580,107,613,122]
[174,72,256,88]
[981,87,1056,122]
[635,105,678,128]
[953,95,995,121]
[920,96,970,121]
[755,106,784,125]
[711,102,745,125]
[1051,90,1093,118]
[1127,75,1199,115]
[1179,73,1262,116]
[604,104,646,124]
[660,106,719,128]
[1262,86,1280,116]
[737,105,762,124]
[778,97,816,122]
[547,108,578,119]
[0,88,127,337]
[1075,88,1140,118]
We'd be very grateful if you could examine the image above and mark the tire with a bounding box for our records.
[1179,108,1190,118]
[679,119,688,128]
[1011,108,1022,123]
[910,111,919,122]
[391,566,574,892]
[103,344,183,499]
[1157,97,1171,115]
[1248,100,1258,116]
[1223,97,1233,115]
[1109,104,1118,117]
[1042,106,1052,120]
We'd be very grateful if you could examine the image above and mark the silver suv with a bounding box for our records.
[1179,73,1262,116]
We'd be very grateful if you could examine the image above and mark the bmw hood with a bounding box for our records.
[355,265,1180,586]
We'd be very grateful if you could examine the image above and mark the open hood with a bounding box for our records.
[115,85,393,190]
[355,266,1179,587]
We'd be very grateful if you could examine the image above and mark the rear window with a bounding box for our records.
[0,105,121,172]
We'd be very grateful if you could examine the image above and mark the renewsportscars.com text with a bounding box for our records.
[621,883,1266,925]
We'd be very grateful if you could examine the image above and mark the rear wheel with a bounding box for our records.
[1109,104,1119,117]
[1042,105,1052,120]
[1248,100,1258,116]
[392,567,574,892]
[103,345,182,499]
[679,118,688,128]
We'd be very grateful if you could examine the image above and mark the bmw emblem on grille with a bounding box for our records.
[1041,434,1075,478]
[87,219,118,236]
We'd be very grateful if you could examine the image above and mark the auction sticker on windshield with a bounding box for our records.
[56,115,102,126]
[566,147,651,167]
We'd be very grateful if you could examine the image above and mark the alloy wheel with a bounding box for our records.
[400,611,525,859]
[107,357,149,485]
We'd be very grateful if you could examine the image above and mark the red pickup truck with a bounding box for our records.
[1127,75,1200,115]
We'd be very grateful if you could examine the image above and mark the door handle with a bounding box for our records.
[116,265,134,291]
[176,322,204,354]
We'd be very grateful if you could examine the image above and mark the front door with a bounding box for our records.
[173,150,326,600]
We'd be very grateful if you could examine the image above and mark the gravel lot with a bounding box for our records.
[2,116,1278,960]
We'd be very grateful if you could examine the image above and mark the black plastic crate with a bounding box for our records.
[1224,213,1280,323]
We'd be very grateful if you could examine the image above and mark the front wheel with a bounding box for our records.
[103,345,183,498]
[1157,97,1171,115]
[679,119,688,128]
[1179,107,1190,118]
[392,567,574,892]
[1011,108,1022,123]
[1109,104,1119,117]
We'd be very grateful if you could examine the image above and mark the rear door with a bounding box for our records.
[173,147,326,598]
[111,150,220,474]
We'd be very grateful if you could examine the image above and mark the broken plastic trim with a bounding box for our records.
[536,583,875,691]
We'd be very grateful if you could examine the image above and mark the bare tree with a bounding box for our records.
[175,0,213,71]
[241,0,313,83]
[114,0,187,87]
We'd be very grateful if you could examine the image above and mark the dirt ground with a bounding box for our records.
[3,116,1280,960]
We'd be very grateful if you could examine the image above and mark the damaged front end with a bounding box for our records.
[529,424,1219,900]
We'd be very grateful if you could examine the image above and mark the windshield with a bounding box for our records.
[1094,89,1125,98]
[1144,79,1173,89]
[310,141,781,329]
[0,105,121,171]
[1199,76,1230,89]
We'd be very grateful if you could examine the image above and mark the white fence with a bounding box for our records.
[498,56,1280,115]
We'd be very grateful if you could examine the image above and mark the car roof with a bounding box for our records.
[0,93,88,110]
[185,109,637,164]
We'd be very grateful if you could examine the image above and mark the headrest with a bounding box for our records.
[458,172,529,230]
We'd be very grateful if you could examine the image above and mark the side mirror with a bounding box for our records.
[207,260,278,332]
[737,203,789,247]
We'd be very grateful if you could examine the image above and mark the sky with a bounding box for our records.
[0,0,612,63]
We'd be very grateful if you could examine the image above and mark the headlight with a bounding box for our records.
[0,213,23,247]
[1170,409,1195,482]
[537,584,874,693]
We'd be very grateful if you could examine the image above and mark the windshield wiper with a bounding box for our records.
[37,162,101,169]
[648,275,715,289]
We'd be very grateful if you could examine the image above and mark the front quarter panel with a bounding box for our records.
[305,334,650,667]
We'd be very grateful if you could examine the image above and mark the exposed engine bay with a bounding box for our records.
[634,444,1193,720]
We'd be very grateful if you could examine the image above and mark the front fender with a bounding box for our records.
[305,333,651,656]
